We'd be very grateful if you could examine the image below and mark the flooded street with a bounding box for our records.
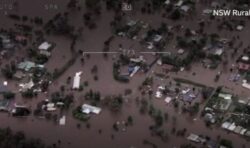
[0,0,249,148]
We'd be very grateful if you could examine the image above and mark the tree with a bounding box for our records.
[220,139,233,148]
[67,0,78,9]
[63,94,74,109]
[80,58,85,65]
[113,123,119,131]
[202,87,211,99]
[170,9,181,20]
[189,103,200,116]
[214,74,220,82]
[22,89,35,98]
[127,115,133,125]
[1,64,15,79]
[85,0,101,9]
[40,80,49,92]
[3,91,15,99]
[93,75,98,81]
[60,85,65,92]
[154,110,164,127]
[67,76,71,84]
[84,81,89,87]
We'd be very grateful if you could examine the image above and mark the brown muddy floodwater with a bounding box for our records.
[0,0,249,148]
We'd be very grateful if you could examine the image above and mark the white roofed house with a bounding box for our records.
[38,41,53,57]
[73,71,82,89]
[81,104,101,115]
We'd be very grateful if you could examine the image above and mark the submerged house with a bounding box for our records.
[38,41,53,57]
[18,61,36,71]
[38,42,52,51]
[45,103,57,111]
[130,66,140,77]
[238,62,250,72]
[221,121,248,135]
[19,80,34,92]
[214,48,223,56]
[180,5,191,13]
[73,71,82,89]
[238,55,250,72]
[81,104,101,115]
[187,133,206,143]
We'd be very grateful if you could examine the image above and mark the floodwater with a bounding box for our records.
[0,0,249,148]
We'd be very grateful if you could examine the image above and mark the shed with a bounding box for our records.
[187,133,200,143]
[164,97,172,104]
